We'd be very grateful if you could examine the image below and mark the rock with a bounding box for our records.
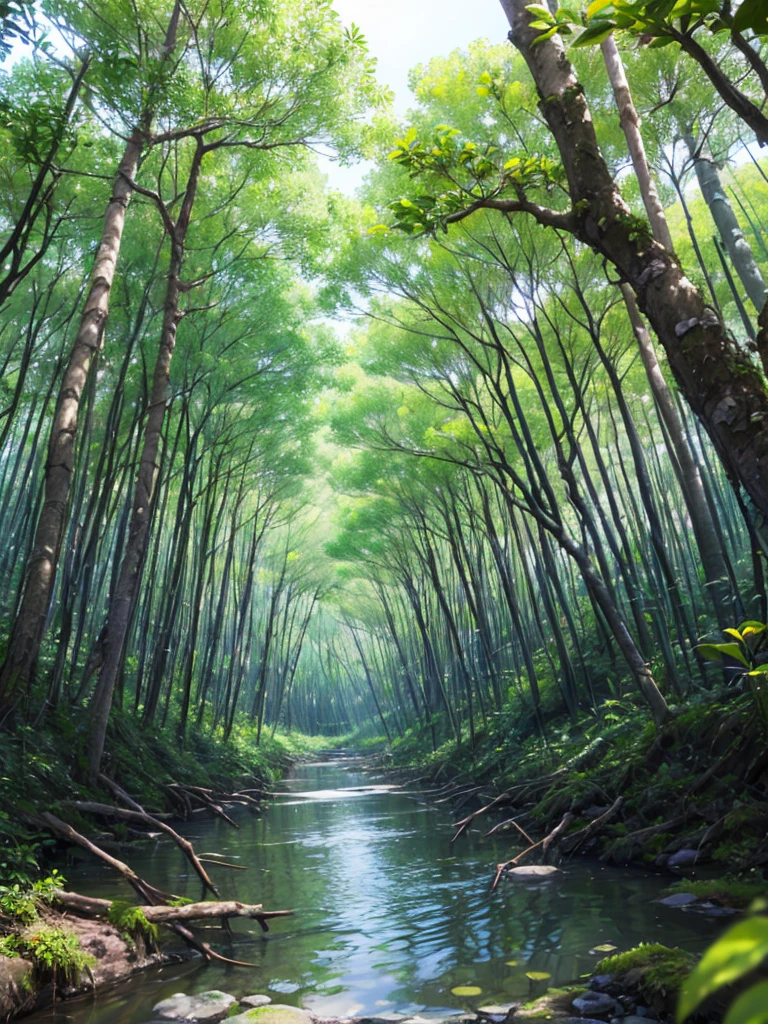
[621,1017,661,1024]
[476,1004,518,1021]
[241,996,273,1009]
[697,903,739,917]
[506,865,561,880]
[228,1005,316,1024]
[356,1015,406,1024]
[588,975,613,992]
[657,892,698,907]
[153,990,238,1022]
[654,854,669,869]
[667,849,700,869]
[571,991,619,1017]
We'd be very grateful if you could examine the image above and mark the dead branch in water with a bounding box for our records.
[66,800,219,897]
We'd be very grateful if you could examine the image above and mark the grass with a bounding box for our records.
[663,877,768,908]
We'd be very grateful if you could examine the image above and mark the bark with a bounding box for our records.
[54,890,293,928]
[86,135,204,779]
[683,131,767,312]
[621,285,735,627]
[0,4,182,702]
[498,0,768,521]
[600,35,673,251]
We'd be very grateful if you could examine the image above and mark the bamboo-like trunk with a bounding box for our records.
[0,4,182,703]
[499,0,768,521]
[86,136,204,779]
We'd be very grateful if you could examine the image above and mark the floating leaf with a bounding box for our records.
[505,960,519,966]
[525,971,551,981]
[451,986,482,997]
[590,944,618,953]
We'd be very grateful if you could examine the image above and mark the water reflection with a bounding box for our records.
[26,760,726,1023]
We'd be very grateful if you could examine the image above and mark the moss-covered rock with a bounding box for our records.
[228,1004,314,1024]
[596,943,696,1017]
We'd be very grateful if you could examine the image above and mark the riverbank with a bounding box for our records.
[380,687,768,897]
[0,715,331,1020]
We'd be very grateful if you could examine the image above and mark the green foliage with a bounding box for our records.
[678,916,768,1021]
[16,926,95,984]
[106,902,158,946]
[0,872,66,925]
[558,0,768,50]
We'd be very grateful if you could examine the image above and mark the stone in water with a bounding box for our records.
[153,990,237,1022]
[506,865,560,880]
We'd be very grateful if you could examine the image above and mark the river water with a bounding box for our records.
[28,759,725,1023]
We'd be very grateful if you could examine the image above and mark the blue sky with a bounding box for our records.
[325,0,510,191]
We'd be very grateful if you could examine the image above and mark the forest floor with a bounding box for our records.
[381,686,768,903]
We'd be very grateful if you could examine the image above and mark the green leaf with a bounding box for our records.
[696,643,749,667]
[723,979,768,1024]
[677,919,768,1022]
[531,24,560,44]
[571,19,617,45]
[526,3,556,21]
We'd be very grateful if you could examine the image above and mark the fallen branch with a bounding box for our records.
[166,784,239,828]
[38,813,175,906]
[484,815,534,843]
[560,797,624,854]
[490,811,574,891]
[66,800,219,897]
[54,890,292,929]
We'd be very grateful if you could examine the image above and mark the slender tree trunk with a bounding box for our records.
[498,0,768,520]
[86,136,203,778]
[0,4,182,702]
[683,131,767,312]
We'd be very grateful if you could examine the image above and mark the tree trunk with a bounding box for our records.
[683,131,767,312]
[0,4,182,703]
[86,136,204,779]
[498,0,768,522]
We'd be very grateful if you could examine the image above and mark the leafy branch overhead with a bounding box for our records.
[372,120,564,236]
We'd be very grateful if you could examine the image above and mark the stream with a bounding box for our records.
[27,759,726,1023]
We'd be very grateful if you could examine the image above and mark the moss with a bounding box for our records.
[597,943,695,998]
[106,902,158,947]
[664,878,768,909]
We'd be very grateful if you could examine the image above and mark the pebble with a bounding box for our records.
[152,990,237,1022]
[572,991,619,1017]
[241,996,273,1009]
[620,1017,661,1024]
[506,865,561,880]
[657,892,698,907]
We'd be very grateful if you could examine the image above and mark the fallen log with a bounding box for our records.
[38,813,175,906]
[66,800,219,897]
[54,890,292,929]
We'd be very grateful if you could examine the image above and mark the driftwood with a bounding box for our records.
[484,815,534,843]
[66,800,219,897]
[35,814,283,967]
[166,784,239,828]
[54,890,292,929]
[39,813,175,906]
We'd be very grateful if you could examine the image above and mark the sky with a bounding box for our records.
[322,0,511,192]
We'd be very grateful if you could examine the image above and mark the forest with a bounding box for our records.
[2,0,768,1022]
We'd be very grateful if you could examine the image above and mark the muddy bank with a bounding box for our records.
[0,909,174,1021]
